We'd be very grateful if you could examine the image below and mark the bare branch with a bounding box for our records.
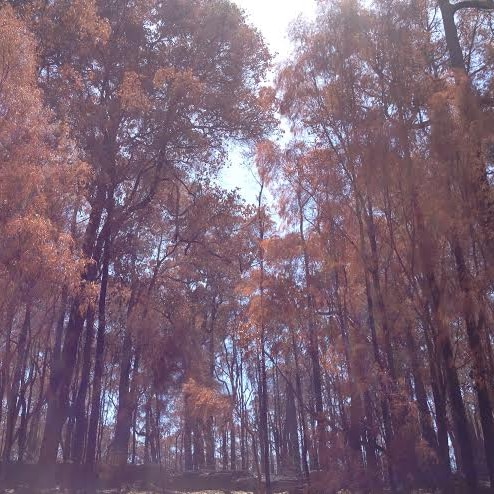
[453,0,494,13]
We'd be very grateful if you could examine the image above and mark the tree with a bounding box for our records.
[8,0,273,464]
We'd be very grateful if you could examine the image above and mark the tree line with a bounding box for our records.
[0,0,494,492]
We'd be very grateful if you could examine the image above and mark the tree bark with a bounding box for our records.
[405,325,439,454]
[85,237,111,466]
[452,238,494,486]
[297,189,326,472]
[111,327,137,465]
[39,187,105,464]
[71,309,95,463]
[2,304,30,462]
[184,406,193,471]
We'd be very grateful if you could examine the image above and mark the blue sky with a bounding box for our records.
[219,0,317,204]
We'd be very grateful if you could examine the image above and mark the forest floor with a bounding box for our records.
[1,487,486,494]
[2,491,260,494]
[1,491,260,494]
[2,467,490,494]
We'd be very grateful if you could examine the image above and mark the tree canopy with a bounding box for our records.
[1,1,494,493]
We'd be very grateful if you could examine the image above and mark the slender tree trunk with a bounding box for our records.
[422,313,451,477]
[285,375,301,474]
[257,181,272,494]
[363,390,378,477]
[222,429,228,470]
[71,309,95,463]
[3,304,30,462]
[405,325,439,454]
[85,236,111,466]
[53,292,68,369]
[230,419,236,471]
[206,309,216,470]
[297,189,326,471]
[0,305,15,448]
[149,399,158,463]
[398,110,452,480]
[39,188,105,464]
[112,328,137,465]
[184,406,193,471]
[291,330,310,484]
[17,356,35,463]
[26,346,48,462]
[357,199,394,488]
[452,238,494,486]
[440,324,477,488]
[418,229,477,488]
[365,199,397,382]
[193,419,205,470]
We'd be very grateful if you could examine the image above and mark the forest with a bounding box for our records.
[0,0,494,492]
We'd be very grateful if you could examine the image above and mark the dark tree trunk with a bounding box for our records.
[184,408,193,471]
[420,237,477,488]
[259,339,271,492]
[422,313,451,477]
[257,184,272,494]
[26,346,48,462]
[85,238,111,466]
[193,420,205,470]
[3,305,30,462]
[291,330,310,484]
[39,188,105,464]
[452,238,494,486]
[0,306,15,455]
[230,420,236,471]
[144,400,151,464]
[222,429,228,470]
[71,309,95,463]
[363,390,378,476]
[438,0,466,71]
[111,329,137,465]
[440,327,477,488]
[297,189,326,472]
[17,358,34,463]
[205,417,215,469]
[405,325,439,453]
[357,197,395,480]
[285,377,301,473]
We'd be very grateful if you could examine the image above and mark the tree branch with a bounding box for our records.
[453,0,494,13]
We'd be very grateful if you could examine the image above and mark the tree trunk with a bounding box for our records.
[3,305,30,462]
[71,309,95,463]
[193,419,205,470]
[85,237,111,466]
[230,420,236,471]
[285,376,301,474]
[419,233,477,488]
[0,305,15,450]
[297,189,326,471]
[39,188,105,464]
[357,199,394,488]
[438,0,466,71]
[291,330,310,483]
[111,329,137,465]
[184,407,193,471]
[222,429,228,470]
[405,325,439,453]
[452,238,494,486]
[257,182,272,494]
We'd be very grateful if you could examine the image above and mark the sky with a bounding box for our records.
[219,0,318,204]
[232,0,317,61]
